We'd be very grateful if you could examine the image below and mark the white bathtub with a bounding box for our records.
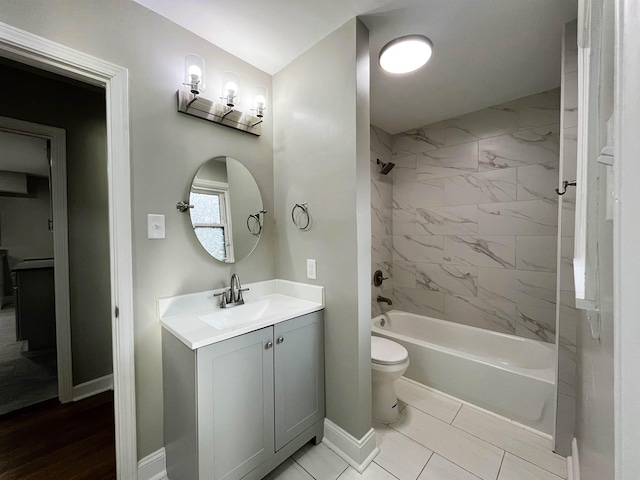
[372,310,556,435]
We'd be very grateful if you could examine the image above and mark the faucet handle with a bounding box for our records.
[213,290,229,307]
[237,287,250,302]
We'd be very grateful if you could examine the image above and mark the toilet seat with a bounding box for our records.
[371,336,408,365]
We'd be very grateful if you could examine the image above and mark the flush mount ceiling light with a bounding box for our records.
[379,35,433,74]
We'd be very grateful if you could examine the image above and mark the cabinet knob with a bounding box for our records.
[265,341,273,349]
[276,336,284,344]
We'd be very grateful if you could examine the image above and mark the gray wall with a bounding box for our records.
[386,90,561,343]
[0,61,113,386]
[0,0,275,458]
[0,176,53,267]
[273,19,372,440]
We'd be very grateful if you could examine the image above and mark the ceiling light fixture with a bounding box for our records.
[379,35,433,74]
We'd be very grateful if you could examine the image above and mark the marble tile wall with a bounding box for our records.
[371,125,394,317]
[388,89,561,343]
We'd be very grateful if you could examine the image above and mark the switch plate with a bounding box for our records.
[306,259,316,280]
[148,214,165,239]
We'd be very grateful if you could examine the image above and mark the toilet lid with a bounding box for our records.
[371,336,408,365]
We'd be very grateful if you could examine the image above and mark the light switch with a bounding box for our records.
[306,259,316,280]
[148,214,165,239]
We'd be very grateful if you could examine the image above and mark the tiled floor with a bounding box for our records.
[267,378,566,480]
[0,306,58,415]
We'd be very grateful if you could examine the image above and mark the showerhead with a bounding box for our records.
[377,159,395,175]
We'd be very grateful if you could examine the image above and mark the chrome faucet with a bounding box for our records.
[377,295,392,305]
[230,273,241,303]
[214,273,250,308]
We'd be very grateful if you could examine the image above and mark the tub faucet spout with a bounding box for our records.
[377,295,392,306]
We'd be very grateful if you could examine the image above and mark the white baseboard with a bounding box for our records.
[138,447,168,480]
[571,438,580,480]
[322,418,379,473]
[72,374,114,401]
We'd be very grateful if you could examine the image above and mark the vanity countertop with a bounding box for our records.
[158,279,324,349]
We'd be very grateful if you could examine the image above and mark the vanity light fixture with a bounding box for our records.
[177,56,263,136]
[184,53,205,95]
[379,35,433,74]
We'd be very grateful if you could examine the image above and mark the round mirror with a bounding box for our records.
[189,156,264,263]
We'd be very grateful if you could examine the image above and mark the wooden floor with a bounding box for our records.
[0,391,116,480]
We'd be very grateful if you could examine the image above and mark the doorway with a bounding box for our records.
[0,22,137,478]
[0,129,60,414]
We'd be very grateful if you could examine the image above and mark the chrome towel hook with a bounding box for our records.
[556,180,577,196]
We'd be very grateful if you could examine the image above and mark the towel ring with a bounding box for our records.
[291,202,310,230]
[247,210,267,236]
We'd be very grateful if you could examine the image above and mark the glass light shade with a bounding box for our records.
[379,35,433,74]
[184,54,205,94]
[222,71,240,107]
[252,85,268,117]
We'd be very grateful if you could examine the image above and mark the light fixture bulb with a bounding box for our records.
[184,54,205,94]
[254,95,266,109]
[188,65,201,82]
[379,35,433,74]
[225,81,238,97]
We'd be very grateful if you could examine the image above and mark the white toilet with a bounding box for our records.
[371,336,410,423]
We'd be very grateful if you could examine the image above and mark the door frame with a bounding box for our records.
[0,22,137,479]
[0,117,72,403]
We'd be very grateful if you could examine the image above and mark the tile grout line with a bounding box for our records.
[414,451,434,480]
[449,414,565,479]
[506,451,566,479]
[387,406,500,480]
[449,402,464,424]
[495,451,506,480]
[372,460,401,480]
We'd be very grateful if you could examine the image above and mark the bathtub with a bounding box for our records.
[372,310,556,435]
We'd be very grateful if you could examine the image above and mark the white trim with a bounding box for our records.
[138,448,168,480]
[571,438,580,480]
[614,1,640,478]
[0,21,137,480]
[322,418,379,473]
[0,116,72,404]
[72,374,114,402]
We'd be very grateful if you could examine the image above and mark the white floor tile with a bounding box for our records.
[374,422,433,480]
[418,455,482,480]
[451,406,566,478]
[338,462,399,480]
[292,442,349,480]
[265,458,315,480]
[395,378,462,423]
[497,453,564,480]
[392,406,503,480]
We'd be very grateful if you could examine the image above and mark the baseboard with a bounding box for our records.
[322,418,379,473]
[571,438,580,480]
[72,374,114,401]
[138,447,168,480]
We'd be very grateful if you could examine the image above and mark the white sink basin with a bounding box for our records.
[198,297,296,330]
[158,280,325,349]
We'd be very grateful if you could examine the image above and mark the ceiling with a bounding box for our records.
[134,0,577,134]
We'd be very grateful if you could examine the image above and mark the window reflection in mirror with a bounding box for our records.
[188,156,263,263]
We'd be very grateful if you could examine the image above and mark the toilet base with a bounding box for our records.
[372,378,400,423]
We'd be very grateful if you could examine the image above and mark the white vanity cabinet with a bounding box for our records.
[163,310,324,480]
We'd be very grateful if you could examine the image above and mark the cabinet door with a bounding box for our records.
[274,311,324,450]
[197,327,274,480]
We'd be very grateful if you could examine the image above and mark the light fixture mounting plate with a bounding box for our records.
[177,90,262,136]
